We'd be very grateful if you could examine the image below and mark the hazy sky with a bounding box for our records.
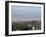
[11,5,41,22]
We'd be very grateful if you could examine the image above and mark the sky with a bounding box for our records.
[11,5,41,22]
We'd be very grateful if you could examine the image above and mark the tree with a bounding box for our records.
[32,21,37,26]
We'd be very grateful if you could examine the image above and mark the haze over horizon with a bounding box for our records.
[11,5,41,22]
